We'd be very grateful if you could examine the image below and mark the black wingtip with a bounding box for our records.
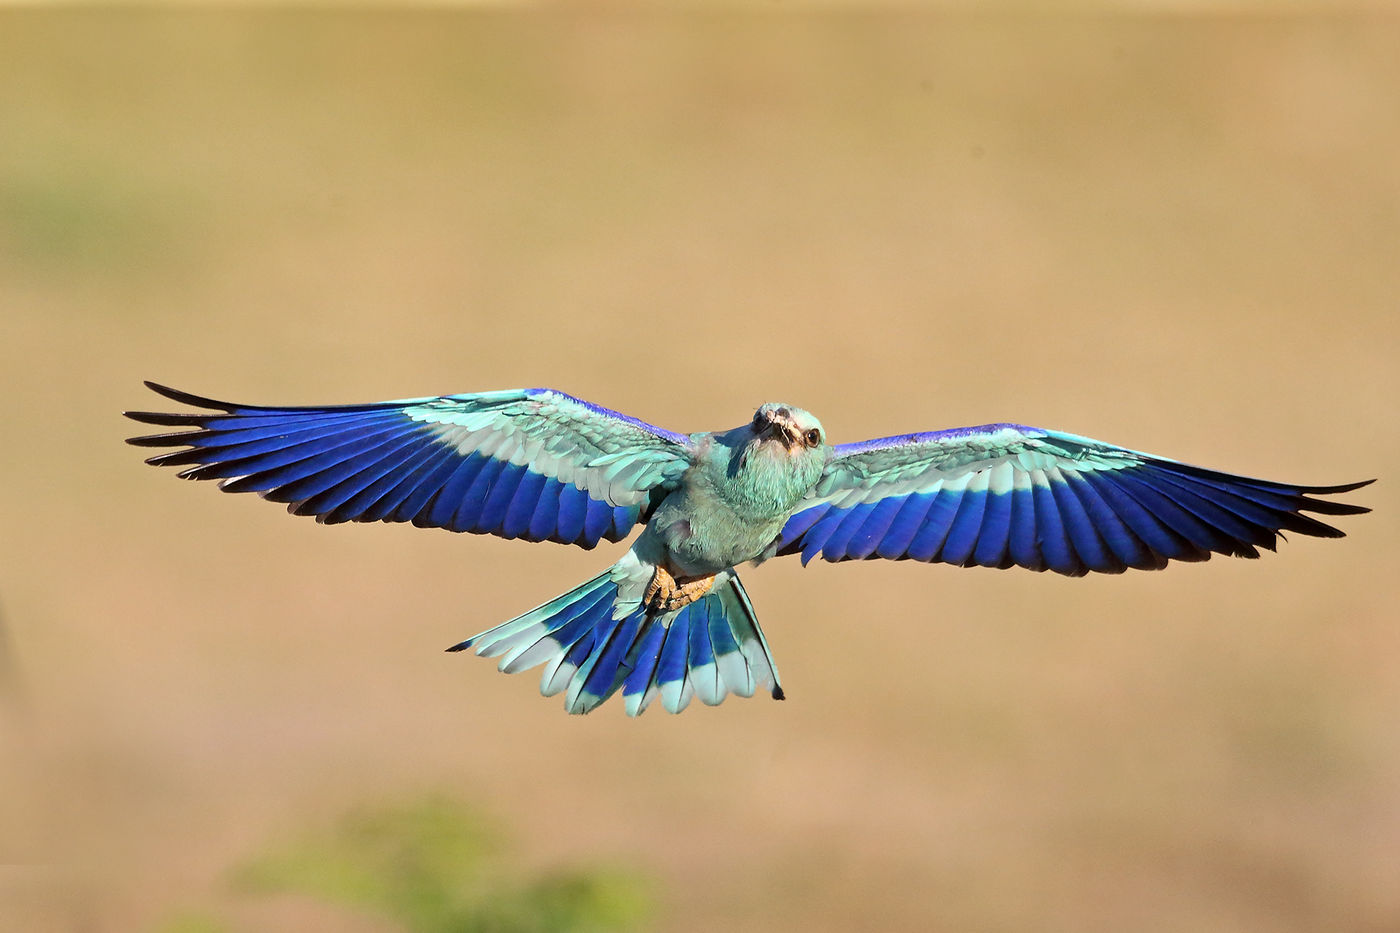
[771,685,786,701]
[140,380,239,412]
[1305,477,1376,495]
[123,411,209,429]
[125,382,249,444]
[445,640,472,653]
[1295,478,1376,519]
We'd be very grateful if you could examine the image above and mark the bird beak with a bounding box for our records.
[767,418,796,447]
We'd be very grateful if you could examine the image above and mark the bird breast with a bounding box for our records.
[647,438,820,575]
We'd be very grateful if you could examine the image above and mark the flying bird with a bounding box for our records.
[125,382,1372,716]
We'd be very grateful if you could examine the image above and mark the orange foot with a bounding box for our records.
[642,565,716,615]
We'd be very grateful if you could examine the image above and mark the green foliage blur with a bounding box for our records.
[160,797,650,933]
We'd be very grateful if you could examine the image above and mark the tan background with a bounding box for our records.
[2,8,1398,932]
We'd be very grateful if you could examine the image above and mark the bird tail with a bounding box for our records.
[448,553,784,716]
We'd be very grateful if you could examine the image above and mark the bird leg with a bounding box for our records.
[642,565,716,615]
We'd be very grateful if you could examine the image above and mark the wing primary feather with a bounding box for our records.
[1007,480,1043,570]
[501,471,549,539]
[322,438,445,524]
[371,444,464,523]
[1049,472,1122,573]
[417,454,490,528]
[138,409,404,459]
[526,481,565,542]
[1079,471,1196,565]
[1030,474,1083,576]
[1134,469,1276,555]
[972,478,1014,568]
[450,457,508,532]
[474,462,528,534]
[1109,471,1236,555]
[1148,467,1356,538]
[1063,472,1154,569]
[178,418,410,485]
[267,432,424,508]
[295,433,429,520]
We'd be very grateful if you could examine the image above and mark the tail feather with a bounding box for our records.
[451,555,783,716]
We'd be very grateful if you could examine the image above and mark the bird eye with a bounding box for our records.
[805,428,821,447]
[753,412,765,428]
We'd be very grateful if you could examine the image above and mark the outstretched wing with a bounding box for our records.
[126,382,694,548]
[772,424,1372,576]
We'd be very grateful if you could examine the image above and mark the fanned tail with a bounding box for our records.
[448,555,783,716]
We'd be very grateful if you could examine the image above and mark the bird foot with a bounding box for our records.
[642,565,715,615]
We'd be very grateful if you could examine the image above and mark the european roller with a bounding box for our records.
[126,382,1372,716]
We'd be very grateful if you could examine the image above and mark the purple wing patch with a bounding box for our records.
[523,388,691,447]
[829,423,1040,457]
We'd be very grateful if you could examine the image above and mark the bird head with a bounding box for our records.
[750,403,825,456]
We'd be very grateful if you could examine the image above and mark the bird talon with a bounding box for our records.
[643,565,715,615]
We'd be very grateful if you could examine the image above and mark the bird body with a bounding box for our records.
[126,382,1372,716]
[648,405,828,579]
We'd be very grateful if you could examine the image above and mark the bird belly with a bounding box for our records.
[650,498,786,577]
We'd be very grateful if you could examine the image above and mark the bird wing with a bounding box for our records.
[126,382,694,548]
[770,423,1372,575]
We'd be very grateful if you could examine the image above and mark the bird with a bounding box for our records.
[125,381,1373,716]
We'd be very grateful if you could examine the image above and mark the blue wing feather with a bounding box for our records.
[554,484,590,544]
[458,457,509,532]
[940,489,989,566]
[778,423,1372,576]
[906,491,961,562]
[775,504,829,546]
[818,502,879,562]
[425,455,488,529]
[1031,481,1079,574]
[845,497,906,561]
[126,382,693,549]
[875,494,934,560]
[1050,476,1115,573]
[972,485,1013,568]
[501,471,548,539]
[1079,472,1184,565]
[297,433,427,521]
[388,448,465,524]
[1111,471,1235,554]
[1066,473,1152,569]
[1153,478,1271,554]
[1007,486,1041,570]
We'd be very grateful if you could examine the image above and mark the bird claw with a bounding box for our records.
[642,565,715,615]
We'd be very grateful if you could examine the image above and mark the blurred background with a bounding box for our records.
[2,4,1397,932]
